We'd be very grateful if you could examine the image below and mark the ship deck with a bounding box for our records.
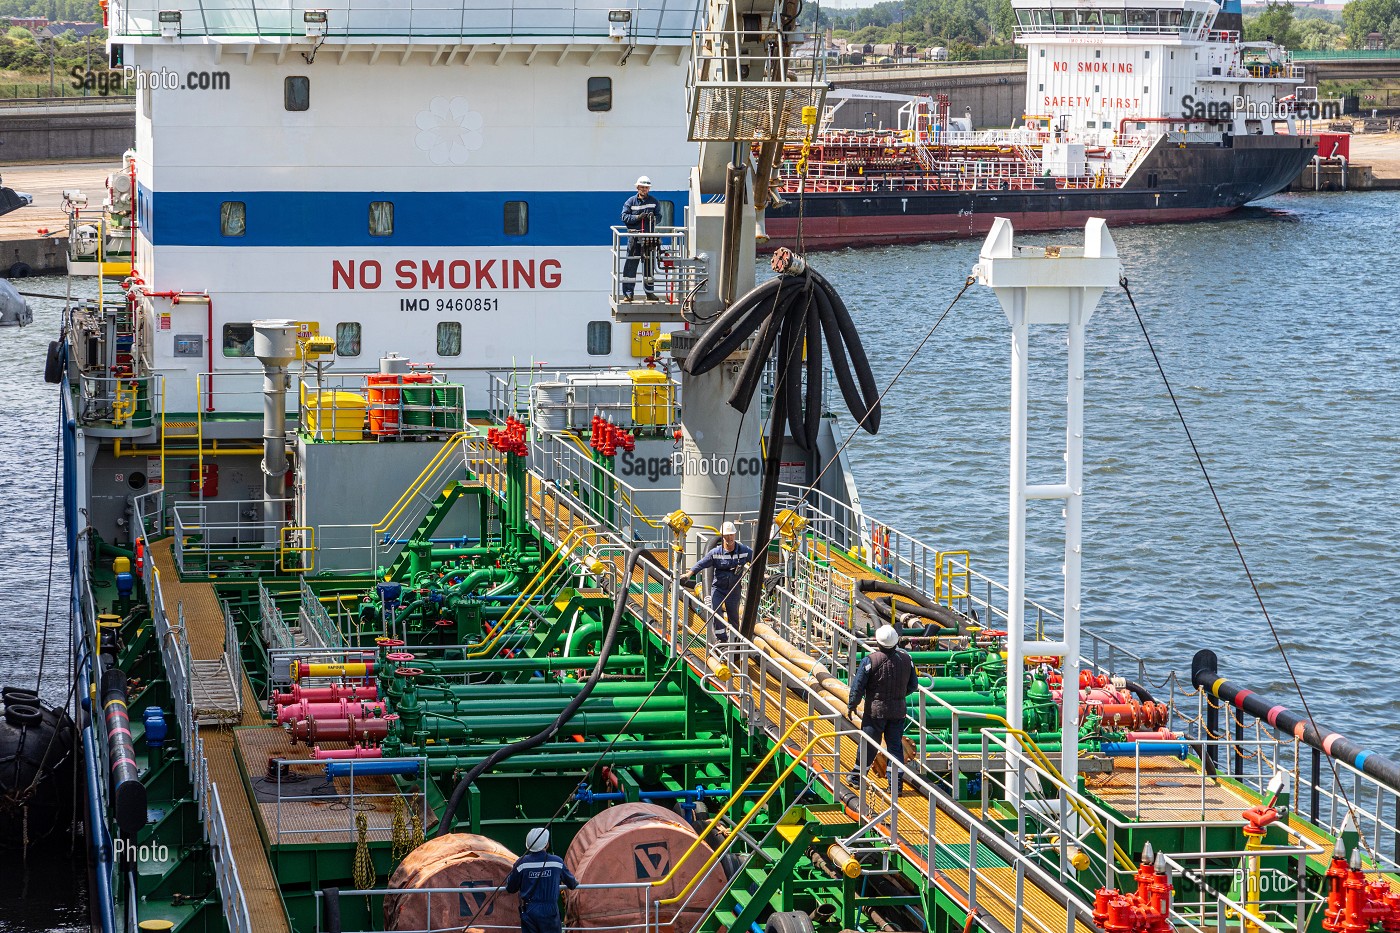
[150,538,293,933]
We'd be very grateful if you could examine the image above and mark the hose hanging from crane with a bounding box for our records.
[435,547,647,836]
[684,249,882,638]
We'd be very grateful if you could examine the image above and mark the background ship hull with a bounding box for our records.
[767,134,1317,248]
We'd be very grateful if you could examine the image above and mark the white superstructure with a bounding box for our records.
[106,0,699,414]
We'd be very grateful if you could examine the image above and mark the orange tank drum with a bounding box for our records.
[384,834,520,932]
[564,802,729,933]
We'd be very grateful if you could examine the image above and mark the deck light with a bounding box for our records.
[304,9,328,37]
[158,10,181,38]
[608,9,631,40]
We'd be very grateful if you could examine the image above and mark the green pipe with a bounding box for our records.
[417,695,686,717]
[563,619,604,655]
[423,743,730,772]
[407,654,646,674]
[411,680,672,700]
[410,737,723,757]
[429,546,497,560]
[415,710,687,740]
[444,567,514,595]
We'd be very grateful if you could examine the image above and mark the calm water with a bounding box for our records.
[2,190,1398,930]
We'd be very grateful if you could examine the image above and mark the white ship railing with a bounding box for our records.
[75,372,161,433]
[487,367,683,432]
[171,497,298,576]
[108,0,699,41]
[268,757,428,846]
[299,576,346,649]
[608,226,706,317]
[259,580,295,650]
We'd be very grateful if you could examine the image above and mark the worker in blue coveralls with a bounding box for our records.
[680,521,754,640]
[620,175,661,302]
[505,827,578,933]
[847,624,919,783]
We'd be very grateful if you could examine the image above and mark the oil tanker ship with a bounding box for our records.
[25,1,1400,933]
[762,0,1323,248]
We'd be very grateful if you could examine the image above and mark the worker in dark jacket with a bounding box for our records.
[620,175,661,301]
[847,624,919,777]
[680,521,754,640]
[504,827,578,933]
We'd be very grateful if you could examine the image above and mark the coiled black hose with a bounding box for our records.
[435,547,647,836]
[685,252,882,638]
[852,579,974,636]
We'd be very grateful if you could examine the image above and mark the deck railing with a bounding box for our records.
[108,0,699,41]
[268,757,428,846]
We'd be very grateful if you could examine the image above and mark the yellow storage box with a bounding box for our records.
[304,390,367,440]
[629,368,674,426]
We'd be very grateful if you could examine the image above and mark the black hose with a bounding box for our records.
[1121,679,1156,705]
[685,252,882,639]
[853,579,974,635]
[435,547,647,835]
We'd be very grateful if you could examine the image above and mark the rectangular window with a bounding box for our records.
[658,200,676,227]
[586,321,612,356]
[222,323,254,358]
[437,322,462,357]
[285,76,310,111]
[335,322,362,357]
[504,201,528,236]
[369,201,394,237]
[587,76,612,112]
[220,201,246,237]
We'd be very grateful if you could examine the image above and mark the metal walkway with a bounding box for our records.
[150,539,292,933]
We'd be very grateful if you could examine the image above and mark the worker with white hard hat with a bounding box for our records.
[619,175,662,302]
[505,827,578,933]
[847,624,919,780]
[680,521,754,640]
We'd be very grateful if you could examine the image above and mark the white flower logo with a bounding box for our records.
[415,96,484,165]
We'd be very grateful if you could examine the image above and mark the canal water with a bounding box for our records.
[1,189,1397,930]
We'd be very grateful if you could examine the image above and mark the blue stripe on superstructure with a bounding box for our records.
[139,187,688,248]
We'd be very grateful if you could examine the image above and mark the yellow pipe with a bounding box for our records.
[294,661,370,682]
[114,439,263,458]
[660,724,833,906]
[827,842,862,879]
[653,715,825,894]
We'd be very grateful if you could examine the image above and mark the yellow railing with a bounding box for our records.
[279,525,316,573]
[374,432,475,535]
[654,714,829,904]
[464,526,601,658]
[937,550,971,606]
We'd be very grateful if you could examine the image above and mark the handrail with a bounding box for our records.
[651,714,825,893]
[658,717,832,906]
[464,526,600,657]
[374,432,473,535]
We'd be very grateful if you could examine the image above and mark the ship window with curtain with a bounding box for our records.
[335,322,362,357]
[504,201,528,236]
[222,323,254,358]
[587,76,612,111]
[658,200,675,226]
[369,201,394,237]
[1127,9,1156,28]
[1102,9,1125,27]
[220,201,246,237]
[437,322,462,356]
[285,76,310,111]
[586,321,611,356]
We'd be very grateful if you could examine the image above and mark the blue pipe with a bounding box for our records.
[1101,741,1188,759]
[325,760,421,779]
[572,785,758,806]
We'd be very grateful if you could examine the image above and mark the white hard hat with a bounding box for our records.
[635,175,652,187]
[875,625,899,649]
[721,521,737,536]
[525,827,550,852]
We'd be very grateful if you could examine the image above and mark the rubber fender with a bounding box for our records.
[765,910,816,933]
[7,261,31,278]
[4,703,42,727]
[44,341,63,384]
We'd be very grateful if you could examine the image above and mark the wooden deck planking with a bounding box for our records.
[150,539,292,933]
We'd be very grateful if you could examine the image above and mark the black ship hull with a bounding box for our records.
[766,133,1317,249]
